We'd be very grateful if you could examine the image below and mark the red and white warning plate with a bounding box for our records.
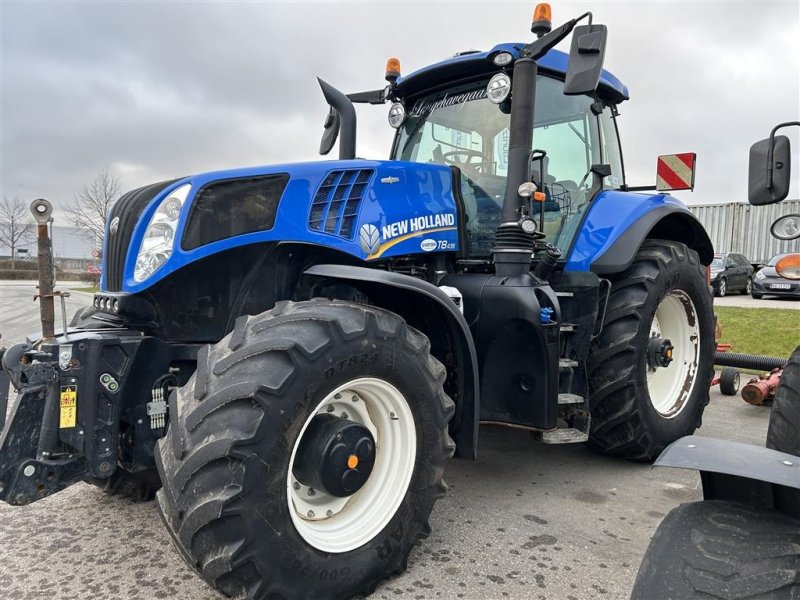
[656,153,696,191]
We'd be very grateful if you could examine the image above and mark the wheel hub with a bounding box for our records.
[647,336,675,370]
[293,414,375,497]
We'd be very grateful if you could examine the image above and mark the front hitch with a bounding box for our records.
[0,343,86,505]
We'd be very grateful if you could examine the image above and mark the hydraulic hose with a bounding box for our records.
[714,351,787,372]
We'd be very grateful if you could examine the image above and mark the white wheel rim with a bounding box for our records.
[646,291,701,418]
[287,377,417,553]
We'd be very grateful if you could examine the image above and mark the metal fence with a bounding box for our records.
[688,200,800,265]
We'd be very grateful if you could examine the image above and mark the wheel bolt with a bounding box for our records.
[351,395,359,402]
[293,481,300,490]
[327,405,335,413]
[307,510,315,518]
[334,393,342,400]
[341,412,349,419]
[326,510,334,517]
[307,488,316,496]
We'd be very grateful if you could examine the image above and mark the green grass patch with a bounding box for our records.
[70,286,99,294]
[715,306,799,359]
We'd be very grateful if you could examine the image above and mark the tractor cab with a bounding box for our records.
[388,44,627,258]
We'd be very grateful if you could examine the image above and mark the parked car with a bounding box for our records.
[752,252,800,299]
[709,252,753,296]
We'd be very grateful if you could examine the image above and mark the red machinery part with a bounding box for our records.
[741,368,783,406]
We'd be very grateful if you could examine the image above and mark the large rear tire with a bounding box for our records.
[156,300,454,599]
[587,240,714,460]
[766,345,800,457]
[631,500,800,600]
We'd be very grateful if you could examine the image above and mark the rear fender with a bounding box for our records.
[656,435,800,519]
[566,191,714,274]
[303,264,479,459]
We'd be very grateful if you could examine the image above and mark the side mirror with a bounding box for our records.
[748,135,791,205]
[563,24,607,96]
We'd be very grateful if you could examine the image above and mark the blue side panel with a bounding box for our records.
[121,160,459,293]
[565,190,687,272]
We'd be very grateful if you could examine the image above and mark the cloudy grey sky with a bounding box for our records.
[2,1,799,216]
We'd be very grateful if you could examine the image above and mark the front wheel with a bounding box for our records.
[742,278,753,295]
[587,240,714,460]
[156,300,454,599]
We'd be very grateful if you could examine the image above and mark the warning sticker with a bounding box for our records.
[59,385,77,429]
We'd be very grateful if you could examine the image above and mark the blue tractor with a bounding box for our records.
[0,5,715,598]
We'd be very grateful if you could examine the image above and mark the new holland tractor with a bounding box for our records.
[0,5,715,599]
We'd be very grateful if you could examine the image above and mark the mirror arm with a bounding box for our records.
[523,12,590,60]
[767,121,800,189]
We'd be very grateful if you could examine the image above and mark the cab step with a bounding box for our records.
[559,358,579,369]
[559,323,576,333]
[531,428,589,444]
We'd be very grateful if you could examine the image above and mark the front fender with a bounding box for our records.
[656,435,800,518]
[303,264,479,459]
[566,191,713,274]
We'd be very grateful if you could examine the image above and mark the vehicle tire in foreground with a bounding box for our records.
[719,366,740,396]
[631,500,800,600]
[156,300,455,599]
[742,278,753,295]
[587,240,714,460]
[766,345,800,457]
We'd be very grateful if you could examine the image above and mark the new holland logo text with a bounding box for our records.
[381,213,455,241]
[359,213,456,259]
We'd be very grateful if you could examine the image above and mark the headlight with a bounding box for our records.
[492,52,514,67]
[487,73,511,104]
[388,103,406,129]
[776,254,800,280]
[133,183,191,283]
[756,270,766,280]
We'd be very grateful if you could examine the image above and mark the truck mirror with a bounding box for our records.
[319,107,341,156]
[656,153,696,192]
[563,24,607,96]
[748,135,791,205]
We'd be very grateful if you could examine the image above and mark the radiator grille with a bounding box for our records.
[308,169,374,239]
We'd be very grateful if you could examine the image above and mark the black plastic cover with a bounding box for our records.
[182,174,288,251]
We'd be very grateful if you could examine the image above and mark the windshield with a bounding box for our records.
[711,256,725,268]
[392,75,623,257]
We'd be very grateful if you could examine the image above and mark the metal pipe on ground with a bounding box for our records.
[714,351,788,372]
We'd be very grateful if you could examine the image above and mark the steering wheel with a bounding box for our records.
[442,149,484,166]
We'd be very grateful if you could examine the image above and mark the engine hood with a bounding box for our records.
[107,159,461,293]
